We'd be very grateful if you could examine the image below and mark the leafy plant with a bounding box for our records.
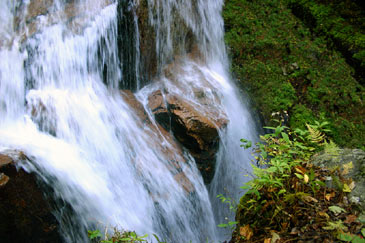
[88,228,149,243]
[216,194,239,230]
[230,122,363,242]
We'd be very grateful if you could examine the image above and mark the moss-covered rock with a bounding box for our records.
[311,149,365,214]
[223,0,365,148]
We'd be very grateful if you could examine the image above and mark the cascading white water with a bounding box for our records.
[0,0,257,242]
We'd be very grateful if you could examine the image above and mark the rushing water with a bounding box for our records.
[0,0,257,242]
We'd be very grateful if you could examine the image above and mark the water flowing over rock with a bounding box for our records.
[120,90,194,193]
[0,152,61,243]
[0,0,257,242]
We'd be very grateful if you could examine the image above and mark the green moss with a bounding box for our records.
[224,0,365,148]
[289,104,316,129]
[285,0,365,81]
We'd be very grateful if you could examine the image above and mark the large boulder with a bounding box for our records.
[148,90,228,183]
[120,90,194,193]
[0,152,62,243]
[311,149,365,216]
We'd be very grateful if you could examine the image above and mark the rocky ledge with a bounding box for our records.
[0,152,61,243]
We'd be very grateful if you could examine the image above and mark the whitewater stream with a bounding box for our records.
[0,0,257,242]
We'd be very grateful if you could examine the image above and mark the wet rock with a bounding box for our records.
[311,149,365,215]
[147,90,170,127]
[136,0,158,84]
[27,95,57,136]
[0,152,61,243]
[120,90,195,193]
[26,0,54,22]
[120,90,150,124]
[135,0,196,86]
[148,90,228,183]
[11,0,113,43]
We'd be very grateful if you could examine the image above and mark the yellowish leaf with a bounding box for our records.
[302,195,318,203]
[271,232,280,243]
[264,238,271,243]
[342,161,353,175]
[304,174,309,183]
[349,181,355,190]
[295,166,306,174]
[325,192,335,201]
[240,225,253,240]
[318,211,330,219]
[343,183,351,192]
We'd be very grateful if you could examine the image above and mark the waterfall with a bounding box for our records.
[0,0,257,242]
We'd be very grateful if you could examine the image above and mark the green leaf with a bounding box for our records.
[295,173,304,179]
[362,228,365,237]
[261,150,267,159]
[88,230,102,240]
[352,235,365,243]
[337,232,353,242]
[139,234,148,239]
[328,205,346,214]
[121,237,132,241]
[228,221,238,226]
[218,223,228,228]
[281,132,290,143]
[314,180,326,187]
[275,126,284,136]
[278,189,286,195]
[263,126,276,130]
[152,234,166,243]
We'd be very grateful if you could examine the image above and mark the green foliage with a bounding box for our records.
[323,220,347,231]
[338,232,365,243]
[328,205,346,215]
[88,228,149,243]
[88,230,102,240]
[230,123,363,241]
[240,123,326,200]
[223,0,365,148]
[216,194,239,230]
[285,0,365,69]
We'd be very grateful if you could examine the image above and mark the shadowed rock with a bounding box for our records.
[0,152,61,243]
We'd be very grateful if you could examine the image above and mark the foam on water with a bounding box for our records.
[0,0,257,242]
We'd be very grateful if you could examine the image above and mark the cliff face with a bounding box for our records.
[223,0,365,148]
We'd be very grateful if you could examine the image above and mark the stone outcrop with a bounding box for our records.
[134,0,196,88]
[311,149,365,216]
[148,90,228,183]
[120,90,194,193]
[0,152,61,243]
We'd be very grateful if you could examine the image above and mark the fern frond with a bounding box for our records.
[306,124,325,145]
[324,140,340,157]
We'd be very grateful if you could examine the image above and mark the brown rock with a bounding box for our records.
[121,90,195,193]
[147,90,228,183]
[0,152,61,243]
[26,0,54,22]
[147,90,170,130]
[120,90,150,124]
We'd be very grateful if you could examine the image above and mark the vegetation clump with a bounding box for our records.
[230,122,364,242]
[223,0,365,148]
[88,228,153,243]
[286,0,365,83]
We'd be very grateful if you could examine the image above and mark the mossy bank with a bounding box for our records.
[223,0,365,148]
